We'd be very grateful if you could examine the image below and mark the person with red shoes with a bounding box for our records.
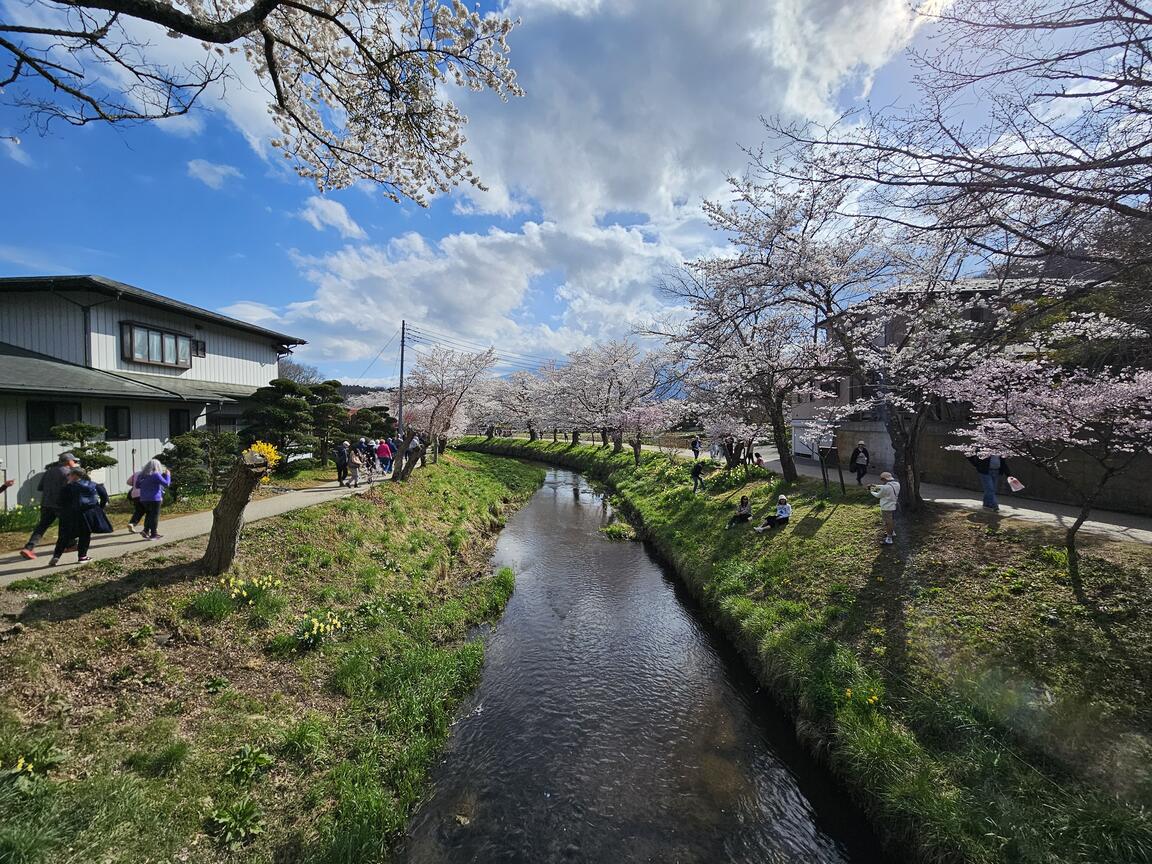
[19,452,78,559]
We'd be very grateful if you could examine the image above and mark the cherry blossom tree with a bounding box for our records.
[551,341,676,450]
[397,345,494,478]
[613,402,678,465]
[656,267,832,481]
[768,0,1152,274]
[2,0,522,201]
[942,359,1152,589]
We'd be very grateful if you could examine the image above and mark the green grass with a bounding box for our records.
[457,436,1152,864]
[0,451,543,864]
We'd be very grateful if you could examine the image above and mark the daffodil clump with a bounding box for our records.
[245,441,282,484]
[294,610,344,649]
[219,574,284,607]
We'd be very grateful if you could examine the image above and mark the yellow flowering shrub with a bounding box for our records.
[245,441,282,483]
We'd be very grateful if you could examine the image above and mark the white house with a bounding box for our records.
[0,275,305,508]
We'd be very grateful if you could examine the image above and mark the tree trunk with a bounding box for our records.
[528,423,538,441]
[392,430,417,482]
[600,428,609,448]
[572,430,581,446]
[631,438,643,465]
[768,396,798,482]
[612,430,623,454]
[552,427,558,443]
[200,452,269,576]
[485,425,495,440]
[884,412,925,512]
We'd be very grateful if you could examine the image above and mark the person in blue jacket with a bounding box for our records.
[49,468,112,566]
[135,459,172,539]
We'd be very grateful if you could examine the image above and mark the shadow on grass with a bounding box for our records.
[19,560,199,626]
[789,504,840,538]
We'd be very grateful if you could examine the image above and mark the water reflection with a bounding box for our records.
[402,468,885,864]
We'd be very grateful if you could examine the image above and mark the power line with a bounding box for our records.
[405,330,550,372]
[353,327,400,384]
[406,323,558,365]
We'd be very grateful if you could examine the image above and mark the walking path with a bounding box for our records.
[685,446,1152,545]
[0,478,376,589]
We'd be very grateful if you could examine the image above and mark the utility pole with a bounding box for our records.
[397,320,406,436]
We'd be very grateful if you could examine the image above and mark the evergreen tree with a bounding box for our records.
[51,422,117,471]
[241,379,317,463]
[161,432,210,498]
[308,380,348,466]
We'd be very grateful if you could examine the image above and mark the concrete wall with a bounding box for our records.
[0,395,207,509]
[825,421,1152,517]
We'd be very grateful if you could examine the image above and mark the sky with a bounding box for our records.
[0,0,935,384]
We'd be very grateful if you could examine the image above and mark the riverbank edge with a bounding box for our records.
[457,438,1119,864]
[0,453,546,863]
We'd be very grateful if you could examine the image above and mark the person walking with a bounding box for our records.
[19,452,78,559]
[125,468,147,532]
[690,436,701,460]
[690,460,706,494]
[968,453,1011,511]
[135,459,172,540]
[348,447,364,488]
[870,471,901,545]
[849,441,870,485]
[376,439,393,474]
[333,441,350,486]
[49,468,112,566]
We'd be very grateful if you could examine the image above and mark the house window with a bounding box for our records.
[192,339,207,358]
[169,409,192,438]
[27,401,81,442]
[104,406,131,440]
[121,322,193,369]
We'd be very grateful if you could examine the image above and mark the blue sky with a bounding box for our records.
[0,0,934,384]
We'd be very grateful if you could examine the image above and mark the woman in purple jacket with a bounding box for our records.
[135,459,172,539]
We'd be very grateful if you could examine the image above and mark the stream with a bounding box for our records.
[402,466,887,863]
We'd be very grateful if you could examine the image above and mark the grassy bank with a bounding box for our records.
[457,437,1152,864]
[0,452,543,864]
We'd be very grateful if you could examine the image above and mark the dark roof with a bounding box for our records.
[0,275,306,346]
[0,342,248,403]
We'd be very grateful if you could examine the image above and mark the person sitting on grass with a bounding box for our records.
[753,495,792,532]
[725,495,752,529]
[753,452,765,467]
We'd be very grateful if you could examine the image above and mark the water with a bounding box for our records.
[402,467,886,864]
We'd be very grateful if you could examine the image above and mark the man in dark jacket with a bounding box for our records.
[690,460,706,494]
[333,441,350,486]
[20,452,78,559]
[968,453,1011,511]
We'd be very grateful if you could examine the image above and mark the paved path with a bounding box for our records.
[672,445,1152,546]
[0,478,378,588]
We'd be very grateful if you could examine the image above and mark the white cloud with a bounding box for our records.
[187,158,243,189]
[229,221,683,365]
[298,197,367,240]
[1,137,31,166]
[453,0,926,226]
